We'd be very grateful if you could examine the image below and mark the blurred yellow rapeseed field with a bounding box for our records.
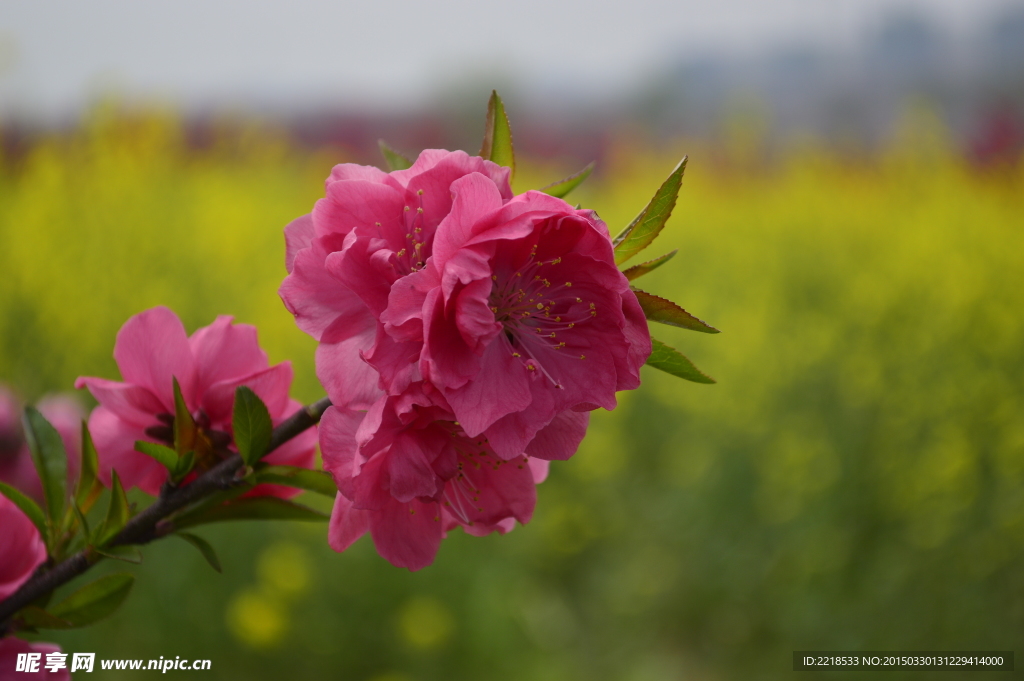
[2,106,1023,680]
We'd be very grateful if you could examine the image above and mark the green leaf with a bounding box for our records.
[613,156,688,265]
[232,386,273,466]
[133,441,178,470]
[174,497,329,530]
[96,470,130,546]
[48,573,135,629]
[479,90,515,178]
[75,422,101,511]
[93,545,143,564]
[540,162,594,199]
[14,606,73,630]
[646,338,715,384]
[172,376,196,457]
[71,498,91,539]
[379,139,412,171]
[176,532,223,573]
[0,480,48,542]
[171,450,195,482]
[622,250,678,281]
[632,288,720,334]
[22,407,68,534]
[256,465,338,497]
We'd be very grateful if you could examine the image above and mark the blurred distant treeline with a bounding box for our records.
[1,106,1023,681]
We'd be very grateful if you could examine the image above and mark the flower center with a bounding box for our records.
[488,243,596,387]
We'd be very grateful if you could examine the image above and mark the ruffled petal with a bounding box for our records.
[525,409,590,461]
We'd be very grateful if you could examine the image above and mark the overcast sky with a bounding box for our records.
[0,0,1019,118]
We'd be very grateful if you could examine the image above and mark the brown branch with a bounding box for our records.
[0,397,332,634]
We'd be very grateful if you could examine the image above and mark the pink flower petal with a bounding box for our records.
[189,316,269,396]
[0,494,47,600]
[525,409,590,461]
[279,235,373,341]
[284,213,315,273]
[88,406,167,496]
[73,377,165,428]
[328,492,370,552]
[112,306,197,410]
[201,362,294,424]
[368,497,443,571]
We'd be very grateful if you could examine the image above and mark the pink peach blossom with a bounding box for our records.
[0,387,84,503]
[0,493,46,601]
[371,176,651,460]
[278,150,513,410]
[75,307,316,497]
[0,637,70,680]
[320,393,573,570]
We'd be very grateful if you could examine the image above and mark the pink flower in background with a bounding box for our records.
[372,177,651,460]
[75,307,316,497]
[0,386,84,503]
[0,637,71,680]
[0,493,46,601]
[320,393,568,570]
[279,150,513,411]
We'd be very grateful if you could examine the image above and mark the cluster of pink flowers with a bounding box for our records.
[280,150,650,569]
[75,307,316,498]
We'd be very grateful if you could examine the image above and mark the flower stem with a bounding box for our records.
[0,396,332,635]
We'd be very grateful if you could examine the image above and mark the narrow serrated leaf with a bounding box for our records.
[174,497,329,529]
[256,465,338,496]
[133,441,178,470]
[94,545,143,564]
[75,421,100,510]
[378,139,412,171]
[172,376,196,457]
[0,480,48,542]
[97,470,130,546]
[632,288,720,333]
[622,250,678,281]
[479,90,515,178]
[22,407,67,535]
[14,606,74,630]
[48,573,134,629]
[613,156,688,265]
[232,386,273,466]
[645,338,715,384]
[540,162,594,199]
[176,532,223,573]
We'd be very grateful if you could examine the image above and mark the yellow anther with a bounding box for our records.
[580,354,586,359]
[536,303,543,309]
[404,206,410,211]
[417,189,424,195]
[576,297,582,302]
[417,207,424,214]
[512,352,521,357]
[568,322,575,328]
[414,227,422,233]
[565,282,572,287]
[397,249,406,257]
